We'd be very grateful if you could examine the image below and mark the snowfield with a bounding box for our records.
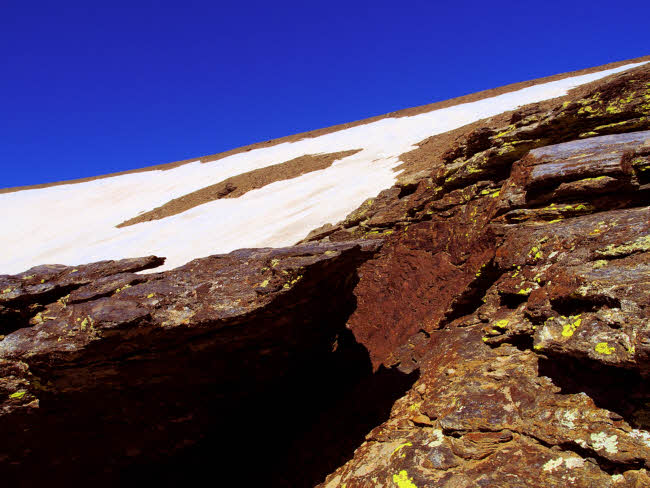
[1,61,646,274]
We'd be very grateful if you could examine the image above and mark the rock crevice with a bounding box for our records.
[2,62,650,487]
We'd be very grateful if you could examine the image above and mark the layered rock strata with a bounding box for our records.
[1,241,410,486]
[318,66,650,487]
[1,63,650,487]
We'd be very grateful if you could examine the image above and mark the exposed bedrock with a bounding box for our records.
[0,240,416,487]
[2,64,650,487]
[318,66,650,487]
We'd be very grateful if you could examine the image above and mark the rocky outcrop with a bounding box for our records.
[316,65,650,487]
[1,240,417,487]
[2,63,650,487]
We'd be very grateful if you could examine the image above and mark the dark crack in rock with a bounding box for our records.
[4,62,650,488]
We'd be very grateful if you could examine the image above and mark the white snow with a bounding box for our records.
[1,61,646,274]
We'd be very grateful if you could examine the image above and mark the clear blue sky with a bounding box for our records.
[1,0,648,189]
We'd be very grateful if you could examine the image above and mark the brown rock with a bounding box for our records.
[0,240,386,486]
[4,61,650,488]
[320,65,650,488]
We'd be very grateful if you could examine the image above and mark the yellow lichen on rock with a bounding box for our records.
[594,342,615,355]
[561,316,581,338]
[392,470,418,488]
[392,442,412,458]
[495,319,509,330]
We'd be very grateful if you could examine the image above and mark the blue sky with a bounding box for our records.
[1,0,648,189]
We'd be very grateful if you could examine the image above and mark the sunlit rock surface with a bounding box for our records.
[2,59,650,487]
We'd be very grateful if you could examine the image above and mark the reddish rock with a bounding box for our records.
[0,241,385,486]
[320,65,650,487]
[3,62,650,487]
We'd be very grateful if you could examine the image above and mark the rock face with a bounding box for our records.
[316,65,650,487]
[1,241,416,487]
[2,63,650,487]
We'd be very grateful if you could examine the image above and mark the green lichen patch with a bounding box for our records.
[114,284,131,294]
[343,197,376,227]
[595,234,650,258]
[364,229,394,238]
[594,120,638,131]
[592,260,608,269]
[494,125,516,139]
[529,246,543,261]
[578,105,597,115]
[80,316,95,331]
[282,275,303,290]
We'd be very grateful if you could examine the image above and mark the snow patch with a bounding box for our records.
[1,61,646,274]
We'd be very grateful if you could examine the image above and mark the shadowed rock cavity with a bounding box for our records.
[0,242,417,487]
[539,355,650,432]
[124,335,418,487]
[5,62,650,488]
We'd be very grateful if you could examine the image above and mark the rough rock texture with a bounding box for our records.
[315,64,650,487]
[0,240,410,486]
[2,63,650,487]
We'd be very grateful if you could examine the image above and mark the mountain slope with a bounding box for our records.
[1,56,650,487]
[1,58,648,274]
